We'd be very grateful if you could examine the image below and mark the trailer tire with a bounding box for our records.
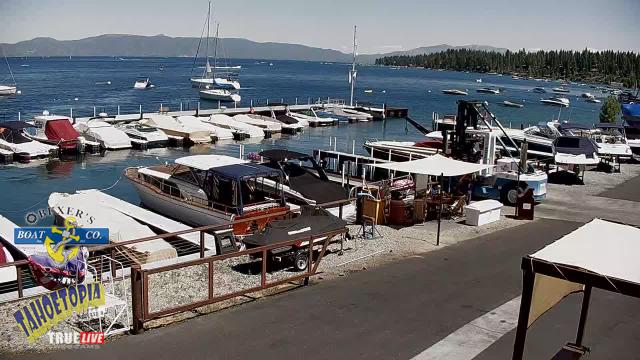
[501,182,528,206]
[294,250,309,272]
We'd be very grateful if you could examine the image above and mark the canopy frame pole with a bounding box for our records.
[575,285,592,347]
[436,172,444,246]
[512,261,535,360]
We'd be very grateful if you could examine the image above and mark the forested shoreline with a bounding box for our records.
[375,49,639,87]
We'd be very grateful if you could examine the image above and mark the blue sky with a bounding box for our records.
[1,0,638,53]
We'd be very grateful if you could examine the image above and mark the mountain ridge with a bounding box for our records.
[0,34,508,64]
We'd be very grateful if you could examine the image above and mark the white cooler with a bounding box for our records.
[464,200,502,226]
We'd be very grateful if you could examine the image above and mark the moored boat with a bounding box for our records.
[540,97,570,107]
[503,100,524,108]
[74,119,132,150]
[125,155,290,234]
[442,89,468,95]
[27,114,82,153]
[0,121,58,161]
[142,114,212,144]
[476,87,500,94]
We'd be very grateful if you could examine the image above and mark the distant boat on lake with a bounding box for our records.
[442,89,468,96]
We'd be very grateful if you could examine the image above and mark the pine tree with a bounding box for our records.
[599,96,621,123]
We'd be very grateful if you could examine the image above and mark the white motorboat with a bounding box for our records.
[175,115,233,141]
[124,155,290,234]
[134,78,154,89]
[288,110,335,127]
[532,87,546,94]
[0,121,58,161]
[540,97,570,107]
[553,136,600,165]
[26,113,83,153]
[74,119,132,150]
[233,114,282,134]
[199,88,241,102]
[214,77,240,90]
[552,87,570,93]
[117,121,169,148]
[324,107,372,122]
[0,85,17,96]
[591,124,633,158]
[476,87,500,94]
[503,101,524,108]
[251,113,303,134]
[204,114,264,139]
[581,92,595,99]
[48,192,178,265]
[442,89,468,95]
[586,98,601,103]
[142,114,212,144]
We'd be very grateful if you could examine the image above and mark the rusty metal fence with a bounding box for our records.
[130,228,345,333]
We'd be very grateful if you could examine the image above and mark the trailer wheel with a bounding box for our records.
[501,182,528,206]
[294,250,309,272]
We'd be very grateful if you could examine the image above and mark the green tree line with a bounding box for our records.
[376,49,640,87]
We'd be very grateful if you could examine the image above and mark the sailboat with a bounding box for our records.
[191,4,241,91]
[0,47,17,96]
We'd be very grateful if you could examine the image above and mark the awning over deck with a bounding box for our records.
[368,154,494,176]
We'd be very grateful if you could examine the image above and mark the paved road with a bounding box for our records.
[14,218,603,360]
[598,173,640,203]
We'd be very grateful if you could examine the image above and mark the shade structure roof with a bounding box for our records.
[368,154,494,176]
[175,155,247,171]
[531,219,640,285]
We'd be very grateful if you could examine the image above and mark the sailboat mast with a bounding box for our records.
[213,24,220,74]
[2,46,15,85]
[203,1,211,79]
[349,25,357,107]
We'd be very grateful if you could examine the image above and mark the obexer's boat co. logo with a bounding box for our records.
[15,215,108,267]
[25,206,96,225]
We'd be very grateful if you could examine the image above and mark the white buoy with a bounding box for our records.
[107,81,111,85]
[42,110,50,116]
[16,90,22,95]
[74,97,79,101]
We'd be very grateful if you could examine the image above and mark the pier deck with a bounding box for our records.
[75,190,218,253]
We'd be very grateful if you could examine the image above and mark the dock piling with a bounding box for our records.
[118,105,120,115]
[352,140,355,154]
[93,106,96,117]
[18,112,20,121]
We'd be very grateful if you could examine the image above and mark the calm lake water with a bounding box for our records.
[0,57,604,224]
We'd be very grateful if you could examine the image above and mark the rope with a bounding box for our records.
[0,174,123,213]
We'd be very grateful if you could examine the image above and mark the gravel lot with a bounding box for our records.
[2,162,638,354]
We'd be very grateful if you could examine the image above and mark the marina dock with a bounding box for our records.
[72,190,219,253]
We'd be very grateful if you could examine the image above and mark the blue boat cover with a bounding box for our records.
[622,103,640,118]
[211,163,283,180]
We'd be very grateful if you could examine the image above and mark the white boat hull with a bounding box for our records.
[199,89,241,102]
[132,180,233,228]
[0,85,17,96]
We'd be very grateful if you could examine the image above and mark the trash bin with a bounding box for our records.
[516,188,535,220]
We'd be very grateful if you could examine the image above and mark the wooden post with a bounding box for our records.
[512,262,535,360]
[200,231,205,258]
[130,264,145,334]
[575,285,592,346]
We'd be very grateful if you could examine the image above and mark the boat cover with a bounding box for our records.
[0,121,34,144]
[259,149,311,162]
[212,163,283,181]
[621,103,640,118]
[553,136,598,156]
[242,206,347,247]
[45,119,79,141]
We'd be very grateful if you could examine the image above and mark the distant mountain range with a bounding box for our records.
[0,34,508,64]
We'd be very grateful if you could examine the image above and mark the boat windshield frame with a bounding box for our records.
[204,163,286,214]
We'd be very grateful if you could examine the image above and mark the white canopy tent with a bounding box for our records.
[367,154,494,176]
[513,219,640,359]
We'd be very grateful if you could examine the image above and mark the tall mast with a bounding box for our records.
[349,25,357,107]
[2,46,15,85]
[202,1,211,79]
[213,24,220,73]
